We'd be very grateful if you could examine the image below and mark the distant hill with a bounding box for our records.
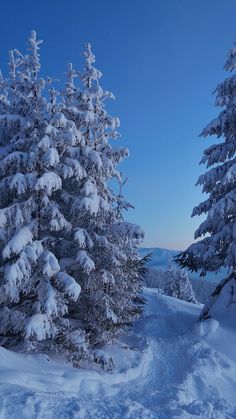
[139,247,178,270]
[139,247,226,283]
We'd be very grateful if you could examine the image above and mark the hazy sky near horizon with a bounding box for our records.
[0,0,236,250]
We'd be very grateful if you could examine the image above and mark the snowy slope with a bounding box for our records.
[139,246,179,269]
[140,247,226,283]
[0,289,236,418]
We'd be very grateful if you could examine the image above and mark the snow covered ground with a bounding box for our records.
[0,288,236,418]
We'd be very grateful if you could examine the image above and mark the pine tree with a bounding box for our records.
[0,32,144,367]
[176,38,236,318]
[0,32,87,359]
[59,44,145,350]
[163,263,196,303]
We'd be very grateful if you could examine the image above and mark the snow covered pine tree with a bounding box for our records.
[176,38,236,321]
[58,43,145,364]
[0,32,144,368]
[163,262,196,303]
[0,32,87,360]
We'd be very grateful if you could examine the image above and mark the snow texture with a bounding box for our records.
[0,289,236,418]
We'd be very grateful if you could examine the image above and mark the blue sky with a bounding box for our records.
[0,0,235,250]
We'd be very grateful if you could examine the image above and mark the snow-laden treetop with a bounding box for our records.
[177,39,236,276]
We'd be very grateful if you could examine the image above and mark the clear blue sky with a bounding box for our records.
[0,0,235,250]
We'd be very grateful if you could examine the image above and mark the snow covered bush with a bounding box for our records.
[0,32,144,366]
[163,263,196,303]
[176,38,236,320]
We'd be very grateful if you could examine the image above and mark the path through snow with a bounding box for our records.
[0,288,236,418]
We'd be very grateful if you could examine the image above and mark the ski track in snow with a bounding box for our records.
[0,289,236,419]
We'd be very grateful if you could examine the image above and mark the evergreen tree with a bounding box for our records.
[0,32,144,367]
[163,263,196,303]
[59,44,145,349]
[0,32,87,359]
[176,38,236,317]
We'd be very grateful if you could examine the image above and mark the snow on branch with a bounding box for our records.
[42,251,60,277]
[35,172,62,195]
[2,225,34,259]
[25,313,56,341]
[76,250,95,273]
[55,272,81,301]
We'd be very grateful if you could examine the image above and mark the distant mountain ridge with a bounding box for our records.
[140,247,226,283]
[139,247,179,269]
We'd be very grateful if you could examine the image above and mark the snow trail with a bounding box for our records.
[1,289,236,418]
